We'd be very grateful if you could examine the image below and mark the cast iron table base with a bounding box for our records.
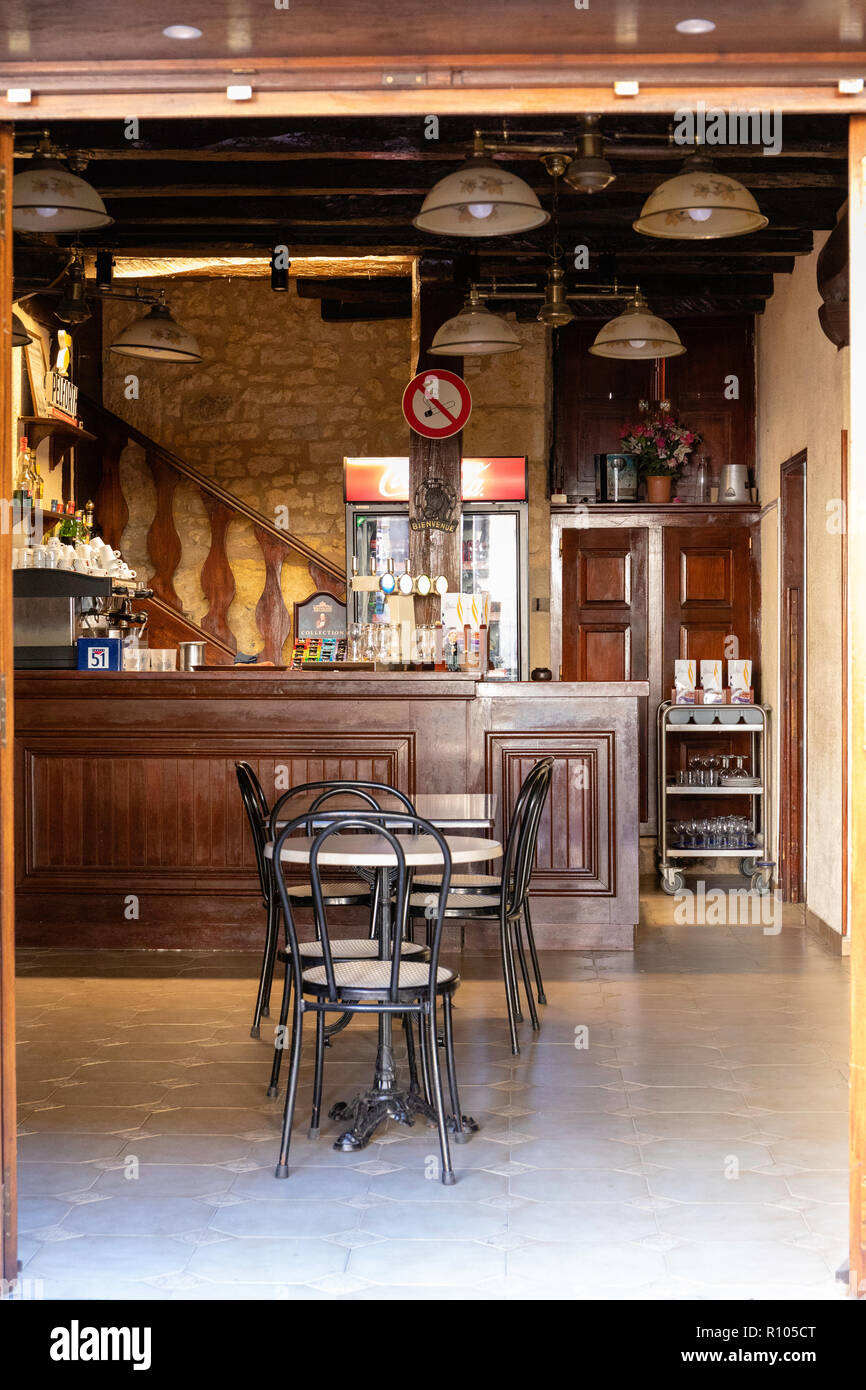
[327,1031,477,1152]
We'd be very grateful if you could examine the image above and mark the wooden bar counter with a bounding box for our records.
[13,671,648,951]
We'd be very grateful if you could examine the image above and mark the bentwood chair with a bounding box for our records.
[235,764,373,1038]
[409,757,553,1055]
[270,811,463,1184]
[264,787,428,1098]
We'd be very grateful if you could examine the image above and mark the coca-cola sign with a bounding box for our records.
[344,456,527,503]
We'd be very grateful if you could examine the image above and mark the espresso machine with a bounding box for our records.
[13,572,154,669]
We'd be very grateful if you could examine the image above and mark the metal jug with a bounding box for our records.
[718,463,751,503]
[178,641,206,670]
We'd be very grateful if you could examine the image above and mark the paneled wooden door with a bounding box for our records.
[0,124,18,1286]
[561,528,649,822]
[663,524,759,694]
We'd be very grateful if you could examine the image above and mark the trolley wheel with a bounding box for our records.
[750,871,771,896]
[660,870,684,896]
[739,857,757,877]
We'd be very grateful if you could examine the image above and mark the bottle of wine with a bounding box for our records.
[14,436,31,503]
[30,450,45,503]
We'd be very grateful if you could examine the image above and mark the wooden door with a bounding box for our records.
[663,524,759,695]
[561,527,649,821]
[0,123,17,1287]
[780,453,807,903]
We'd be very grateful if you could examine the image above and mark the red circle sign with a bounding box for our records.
[402,369,472,439]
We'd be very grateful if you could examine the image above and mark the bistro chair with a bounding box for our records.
[409,757,553,1055]
[264,788,429,1098]
[270,810,463,1184]
[235,764,373,1038]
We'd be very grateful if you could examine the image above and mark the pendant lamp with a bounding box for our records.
[589,290,685,359]
[633,153,767,240]
[429,286,521,356]
[13,137,112,234]
[109,296,203,364]
[415,136,549,238]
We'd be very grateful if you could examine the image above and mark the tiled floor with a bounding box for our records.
[12,889,851,1300]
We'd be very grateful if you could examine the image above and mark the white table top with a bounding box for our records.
[265,833,503,867]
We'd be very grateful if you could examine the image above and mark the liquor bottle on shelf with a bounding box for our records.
[84,500,95,537]
[58,500,79,544]
[13,436,31,504]
[30,450,44,504]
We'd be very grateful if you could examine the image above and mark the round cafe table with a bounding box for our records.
[266,831,503,1150]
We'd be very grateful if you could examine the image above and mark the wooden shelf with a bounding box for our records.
[19,415,96,449]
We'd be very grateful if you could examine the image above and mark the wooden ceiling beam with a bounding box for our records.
[94,170,847,198]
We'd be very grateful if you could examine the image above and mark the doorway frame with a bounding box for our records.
[0,122,16,1288]
[0,77,863,1299]
[779,451,807,903]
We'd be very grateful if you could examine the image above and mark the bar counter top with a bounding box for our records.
[14,669,646,952]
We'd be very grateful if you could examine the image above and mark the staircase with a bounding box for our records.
[77,395,346,665]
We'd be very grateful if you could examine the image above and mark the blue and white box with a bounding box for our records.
[77,638,122,671]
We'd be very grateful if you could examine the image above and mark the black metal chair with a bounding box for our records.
[270,810,462,1183]
[409,757,553,1055]
[264,789,429,1099]
[235,764,374,1038]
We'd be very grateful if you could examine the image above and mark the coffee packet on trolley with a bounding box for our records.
[728,659,753,703]
[700,659,725,705]
[674,659,697,704]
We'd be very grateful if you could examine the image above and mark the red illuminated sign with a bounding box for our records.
[344,456,527,503]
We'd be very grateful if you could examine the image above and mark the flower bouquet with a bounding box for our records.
[618,415,700,482]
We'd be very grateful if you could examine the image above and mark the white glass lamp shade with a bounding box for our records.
[12,312,34,347]
[13,160,113,233]
[414,154,549,237]
[633,156,767,240]
[589,294,685,359]
[109,303,203,363]
[429,291,521,356]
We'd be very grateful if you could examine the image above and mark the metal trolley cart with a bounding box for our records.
[657,702,774,896]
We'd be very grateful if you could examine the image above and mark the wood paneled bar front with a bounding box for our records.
[13,671,647,952]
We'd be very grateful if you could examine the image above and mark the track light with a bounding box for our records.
[271,244,290,292]
[55,255,91,326]
[95,251,114,292]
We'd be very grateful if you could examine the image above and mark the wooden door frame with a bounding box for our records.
[0,122,16,1288]
[779,451,807,903]
[0,76,861,1298]
[848,117,866,1300]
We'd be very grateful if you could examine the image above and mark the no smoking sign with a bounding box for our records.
[402,369,472,439]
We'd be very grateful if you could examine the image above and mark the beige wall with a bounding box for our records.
[756,231,849,934]
[102,277,550,666]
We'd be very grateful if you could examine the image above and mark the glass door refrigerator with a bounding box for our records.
[345,457,529,680]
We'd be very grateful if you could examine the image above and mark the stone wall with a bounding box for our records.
[102,276,551,665]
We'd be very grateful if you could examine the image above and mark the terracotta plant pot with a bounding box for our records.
[646,474,673,504]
